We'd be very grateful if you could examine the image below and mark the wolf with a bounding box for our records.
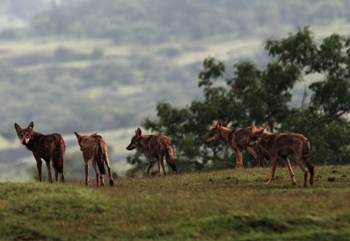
[74,132,114,187]
[248,124,315,187]
[126,128,177,177]
[14,121,65,183]
[204,120,269,168]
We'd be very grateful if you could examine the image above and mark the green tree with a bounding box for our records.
[265,28,350,164]
[265,26,318,70]
[126,27,350,174]
[309,34,350,122]
[229,61,300,132]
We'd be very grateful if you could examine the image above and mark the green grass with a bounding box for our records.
[1,165,350,240]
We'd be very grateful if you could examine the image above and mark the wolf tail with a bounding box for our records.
[95,137,106,175]
[165,145,177,173]
[53,136,65,173]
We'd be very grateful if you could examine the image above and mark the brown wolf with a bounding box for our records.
[248,124,315,187]
[74,132,114,187]
[205,120,269,168]
[14,121,65,183]
[126,128,177,177]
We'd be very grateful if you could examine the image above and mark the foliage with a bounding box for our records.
[1,166,350,240]
[309,34,350,121]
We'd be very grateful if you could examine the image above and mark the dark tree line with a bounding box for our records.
[126,27,350,176]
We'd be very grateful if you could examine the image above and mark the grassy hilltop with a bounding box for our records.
[1,165,350,240]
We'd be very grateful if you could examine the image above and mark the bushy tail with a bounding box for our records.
[95,138,106,175]
[53,136,65,173]
[165,145,177,173]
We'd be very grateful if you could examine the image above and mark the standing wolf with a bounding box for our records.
[14,121,65,183]
[74,132,114,187]
[248,124,315,187]
[205,120,269,168]
[126,128,177,177]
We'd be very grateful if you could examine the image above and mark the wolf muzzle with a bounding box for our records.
[126,145,136,150]
[247,141,256,147]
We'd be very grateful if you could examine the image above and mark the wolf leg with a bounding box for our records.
[146,157,156,178]
[44,159,53,183]
[100,174,105,186]
[283,156,296,185]
[58,151,65,183]
[159,155,166,177]
[234,149,244,168]
[61,171,65,183]
[91,159,100,187]
[305,160,315,185]
[165,148,176,175]
[84,160,89,185]
[157,156,161,177]
[303,151,314,185]
[33,154,44,182]
[104,155,114,186]
[267,156,278,184]
[35,159,43,182]
[51,157,58,182]
[247,146,260,167]
[294,153,308,187]
[258,145,269,167]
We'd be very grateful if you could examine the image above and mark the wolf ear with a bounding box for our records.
[14,123,21,132]
[261,124,269,131]
[211,120,217,128]
[74,132,81,140]
[216,120,222,129]
[136,128,142,136]
[28,121,34,130]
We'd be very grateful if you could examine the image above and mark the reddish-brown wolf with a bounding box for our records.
[74,132,114,187]
[248,124,315,187]
[205,120,269,168]
[126,128,177,177]
[14,121,65,183]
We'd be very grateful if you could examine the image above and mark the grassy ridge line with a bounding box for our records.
[0,165,350,240]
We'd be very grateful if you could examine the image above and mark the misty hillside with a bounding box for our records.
[1,0,350,137]
[1,0,350,180]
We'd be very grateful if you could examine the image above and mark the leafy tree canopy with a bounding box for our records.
[126,27,350,175]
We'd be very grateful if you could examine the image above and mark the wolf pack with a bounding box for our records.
[14,119,314,187]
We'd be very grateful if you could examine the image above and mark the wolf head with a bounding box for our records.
[14,121,35,145]
[74,132,97,151]
[248,124,269,146]
[126,128,142,150]
[204,120,222,143]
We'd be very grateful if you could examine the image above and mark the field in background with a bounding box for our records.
[1,165,350,240]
